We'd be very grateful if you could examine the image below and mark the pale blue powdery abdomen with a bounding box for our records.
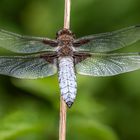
[58,57,77,107]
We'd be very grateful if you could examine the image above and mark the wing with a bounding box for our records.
[75,53,140,76]
[0,29,57,53]
[0,53,57,79]
[73,25,140,53]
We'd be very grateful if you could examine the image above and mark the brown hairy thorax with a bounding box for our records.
[56,28,91,61]
[56,28,75,57]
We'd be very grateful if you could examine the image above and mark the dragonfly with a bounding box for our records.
[0,25,140,108]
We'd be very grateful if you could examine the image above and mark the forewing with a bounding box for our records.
[0,53,57,79]
[0,29,57,53]
[76,53,140,76]
[74,25,140,52]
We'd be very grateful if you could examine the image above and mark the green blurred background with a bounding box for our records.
[0,0,140,140]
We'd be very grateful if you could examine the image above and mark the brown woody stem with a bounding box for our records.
[59,0,71,140]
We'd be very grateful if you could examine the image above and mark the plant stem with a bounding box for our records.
[59,97,67,140]
[59,0,71,140]
[64,0,71,29]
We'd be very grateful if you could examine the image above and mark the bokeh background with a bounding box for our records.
[0,0,140,140]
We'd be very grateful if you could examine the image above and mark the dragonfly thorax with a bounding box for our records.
[57,45,73,57]
[56,29,75,57]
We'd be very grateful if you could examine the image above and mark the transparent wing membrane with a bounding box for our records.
[0,29,57,53]
[76,53,140,76]
[0,54,57,79]
[74,25,140,53]
[1,26,140,78]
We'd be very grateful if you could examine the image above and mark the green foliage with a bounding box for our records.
[0,0,140,139]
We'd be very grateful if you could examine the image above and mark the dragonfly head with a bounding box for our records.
[56,28,75,40]
[56,28,73,36]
